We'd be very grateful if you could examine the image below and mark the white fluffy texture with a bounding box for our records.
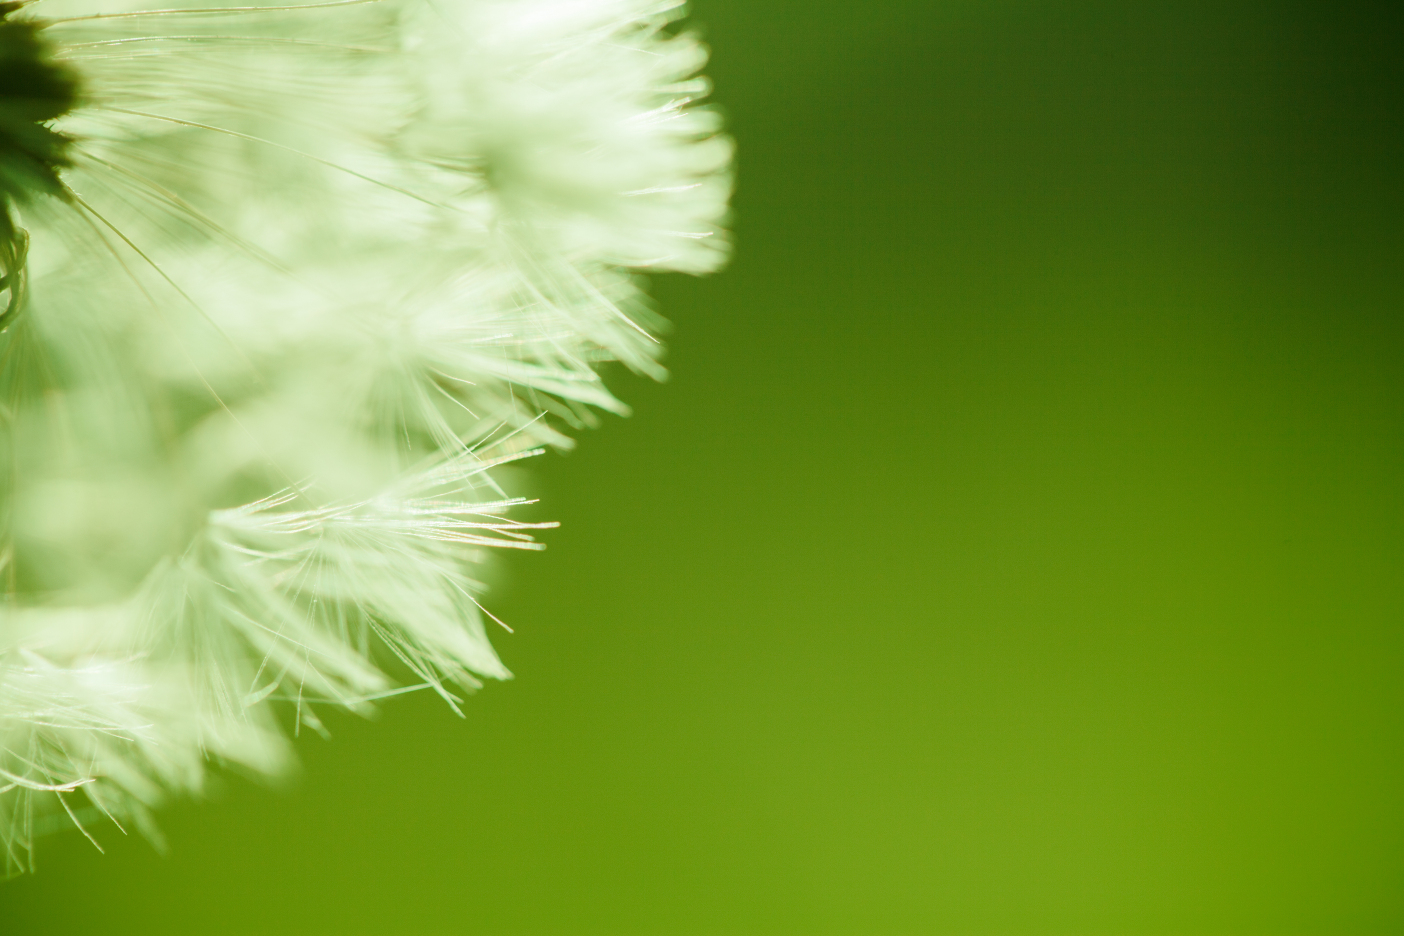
[404,0,732,272]
[0,0,728,872]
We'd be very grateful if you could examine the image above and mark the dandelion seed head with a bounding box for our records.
[0,0,730,872]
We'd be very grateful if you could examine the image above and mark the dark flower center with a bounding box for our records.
[0,3,78,324]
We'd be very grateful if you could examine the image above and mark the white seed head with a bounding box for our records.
[0,0,729,873]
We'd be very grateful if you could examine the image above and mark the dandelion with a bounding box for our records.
[0,0,729,873]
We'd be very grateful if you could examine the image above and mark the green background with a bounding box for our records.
[3,1,1401,933]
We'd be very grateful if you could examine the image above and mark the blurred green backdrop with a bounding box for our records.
[3,1,1401,933]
